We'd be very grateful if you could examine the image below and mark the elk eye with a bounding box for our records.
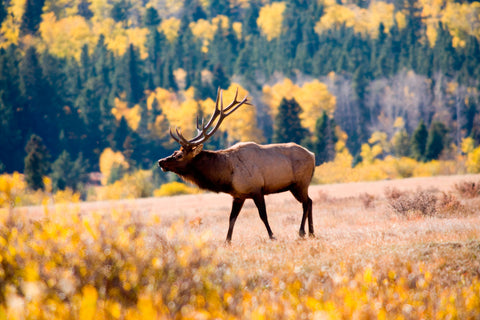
[175,154,184,160]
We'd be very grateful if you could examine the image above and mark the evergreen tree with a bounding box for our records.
[144,7,161,27]
[392,129,411,157]
[111,0,130,26]
[273,98,308,145]
[77,0,93,19]
[126,44,143,106]
[311,111,337,165]
[51,151,89,192]
[20,0,45,35]
[0,46,23,171]
[425,121,448,160]
[0,0,7,26]
[19,47,58,157]
[410,120,428,161]
[211,64,230,91]
[24,135,50,191]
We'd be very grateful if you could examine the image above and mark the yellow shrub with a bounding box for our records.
[153,182,199,197]
[0,172,26,208]
[466,146,480,173]
[413,160,458,177]
[91,170,153,201]
[53,188,81,204]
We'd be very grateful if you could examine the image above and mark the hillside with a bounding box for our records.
[2,0,480,186]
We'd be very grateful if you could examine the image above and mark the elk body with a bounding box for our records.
[158,89,315,242]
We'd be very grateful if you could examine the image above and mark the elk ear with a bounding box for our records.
[192,144,203,157]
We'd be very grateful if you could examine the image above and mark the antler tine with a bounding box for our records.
[168,87,250,148]
[222,87,239,113]
[175,128,192,146]
[224,95,249,116]
[169,128,182,145]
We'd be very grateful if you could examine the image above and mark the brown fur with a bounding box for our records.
[159,141,315,242]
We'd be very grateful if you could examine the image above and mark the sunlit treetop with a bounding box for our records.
[257,1,286,41]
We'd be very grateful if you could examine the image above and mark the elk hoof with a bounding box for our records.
[299,230,306,238]
[308,233,316,239]
[269,235,277,241]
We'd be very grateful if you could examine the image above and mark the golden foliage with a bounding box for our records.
[0,172,26,208]
[99,148,129,186]
[111,98,142,131]
[39,13,95,60]
[314,1,395,38]
[262,78,336,132]
[297,80,336,132]
[188,15,230,52]
[92,170,153,200]
[464,142,480,174]
[190,19,216,53]
[256,2,286,41]
[153,181,199,197]
[160,17,181,43]
[441,1,480,47]
[0,0,26,48]
[219,84,264,143]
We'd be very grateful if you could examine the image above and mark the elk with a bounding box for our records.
[158,89,315,243]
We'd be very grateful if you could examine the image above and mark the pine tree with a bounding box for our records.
[144,7,161,27]
[126,44,143,106]
[51,151,89,192]
[411,120,428,161]
[273,98,308,145]
[19,47,58,156]
[24,135,50,191]
[392,129,411,157]
[311,111,337,165]
[425,121,448,160]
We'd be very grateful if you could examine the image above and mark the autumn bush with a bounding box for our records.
[153,181,200,197]
[386,187,470,217]
[454,180,480,198]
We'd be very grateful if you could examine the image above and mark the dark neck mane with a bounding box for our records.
[180,150,233,193]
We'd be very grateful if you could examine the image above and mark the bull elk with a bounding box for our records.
[158,89,315,243]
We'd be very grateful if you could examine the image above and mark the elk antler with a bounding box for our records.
[170,88,250,148]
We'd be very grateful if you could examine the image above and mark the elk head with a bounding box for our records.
[158,88,249,174]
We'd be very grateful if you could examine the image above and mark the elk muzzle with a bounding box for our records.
[158,158,169,172]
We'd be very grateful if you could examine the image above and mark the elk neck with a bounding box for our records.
[180,150,234,194]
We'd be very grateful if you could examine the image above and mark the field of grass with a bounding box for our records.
[2,174,480,319]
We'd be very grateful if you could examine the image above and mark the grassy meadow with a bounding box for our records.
[2,174,480,319]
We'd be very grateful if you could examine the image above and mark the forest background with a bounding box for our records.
[1,0,480,202]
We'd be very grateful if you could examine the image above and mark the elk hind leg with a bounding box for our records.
[291,186,314,238]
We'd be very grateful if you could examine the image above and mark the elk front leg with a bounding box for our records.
[253,194,276,240]
[226,198,245,243]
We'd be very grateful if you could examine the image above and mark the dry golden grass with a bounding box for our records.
[4,174,480,318]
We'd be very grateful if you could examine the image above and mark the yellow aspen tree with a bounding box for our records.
[39,13,95,60]
[220,84,264,143]
[160,17,181,43]
[190,19,216,53]
[257,2,286,41]
[295,80,336,133]
[111,97,142,131]
[262,78,298,118]
[99,148,129,185]
[0,0,26,48]
[314,4,355,35]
